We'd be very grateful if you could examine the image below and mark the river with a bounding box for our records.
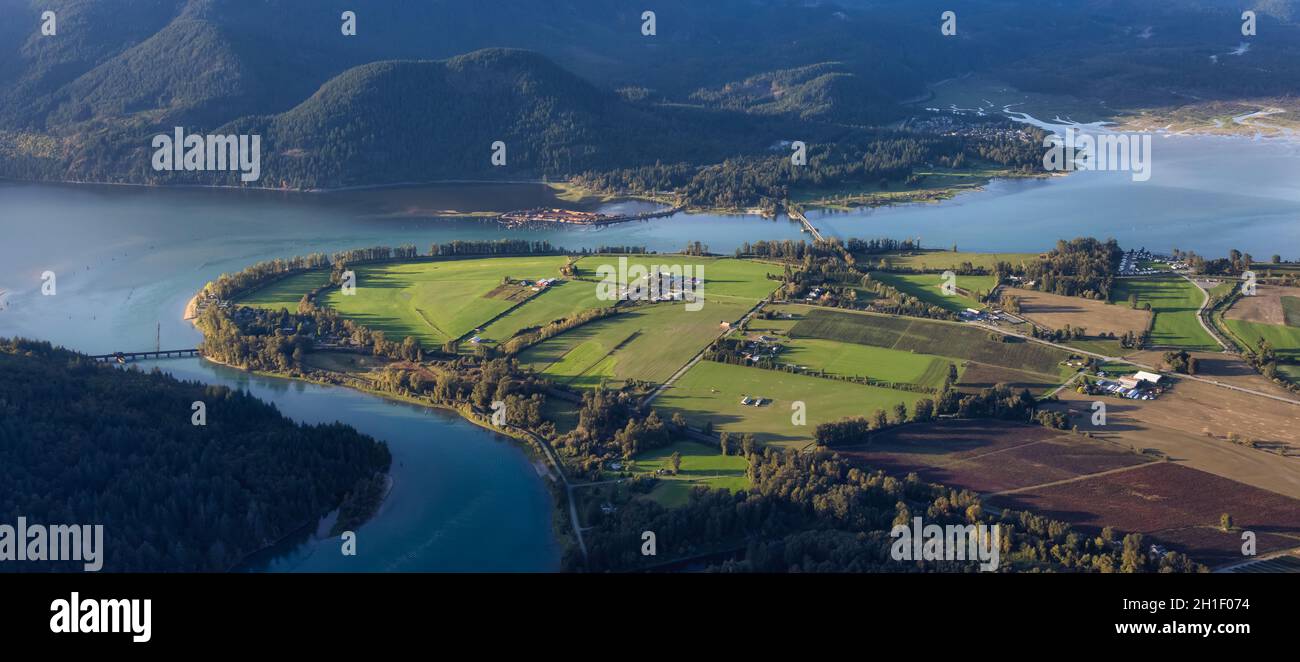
[1,120,1298,571]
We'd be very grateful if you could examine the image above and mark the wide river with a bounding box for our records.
[1,120,1298,571]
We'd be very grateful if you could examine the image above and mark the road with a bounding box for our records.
[502,421,587,562]
[970,321,1300,407]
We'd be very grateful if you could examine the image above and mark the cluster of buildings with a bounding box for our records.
[738,335,782,364]
[499,208,613,226]
[630,271,701,303]
[1093,370,1165,400]
[803,286,826,302]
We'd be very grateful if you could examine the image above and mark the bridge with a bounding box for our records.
[784,203,824,242]
[90,349,201,363]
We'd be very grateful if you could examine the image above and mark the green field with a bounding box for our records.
[869,271,996,313]
[776,337,957,388]
[520,299,753,388]
[572,255,782,303]
[866,250,1039,273]
[284,256,567,346]
[1224,319,1300,359]
[1112,275,1218,350]
[1284,296,1300,327]
[622,441,749,507]
[518,255,778,388]
[474,280,613,347]
[787,306,1069,377]
[655,361,926,449]
[236,269,333,311]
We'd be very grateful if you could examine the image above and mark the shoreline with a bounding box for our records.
[188,322,572,559]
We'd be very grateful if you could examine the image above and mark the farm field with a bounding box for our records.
[654,361,926,449]
[474,280,613,347]
[1056,387,1300,499]
[775,337,957,388]
[313,256,568,346]
[956,362,1067,395]
[1224,285,1300,327]
[571,254,781,303]
[787,306,1071,378]
[866,250,1039,272]
[1112,275,1218,350]
[869,271,996,313]
[621,441,749,508]
[1002,287,1152,338]
[991,462,1300,567]
[235,269,332,311]
[519,299,752,388]
[1223,319,1300,359]
[836,420,1151,494]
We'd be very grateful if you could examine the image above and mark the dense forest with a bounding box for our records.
[572,128,1045,209]
[8,1,1300,192]
[1024,238,1122,299]
[0,338,391,572]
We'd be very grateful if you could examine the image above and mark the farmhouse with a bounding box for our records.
[1117,371,1163,392]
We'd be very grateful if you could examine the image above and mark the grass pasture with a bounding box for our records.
[236,269,332,311]
[654,361,926,449]
[571,255,781,303]
[474,280,613,347]
[316,256,569,346]
[869,271,996,313]
[623,441,750,507]
[1224,319,1300,360]
[520,299,752,388]
[867,250,1039,273]
[787,307,1070,378]
[1112,275,1217,350]
[777,337,957,388]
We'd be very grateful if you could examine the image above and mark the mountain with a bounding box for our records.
[5,0,1300,187]
[690,63,903,126]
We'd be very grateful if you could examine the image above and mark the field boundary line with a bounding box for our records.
[989,460,1156,496]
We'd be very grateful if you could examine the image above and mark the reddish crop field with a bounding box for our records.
[837,420,1150,493]
[992,463,1300,566]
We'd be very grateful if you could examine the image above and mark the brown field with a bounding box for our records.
[836,420,1150,493]
[1004,287,1152,337]
[1225,285,1300,326]
[957,361,1067,395]
[1056,385,1300,499]
[992,463,1300,566]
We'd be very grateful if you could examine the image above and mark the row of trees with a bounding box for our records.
[578,446,1198,573]
[812,383,1061,447]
